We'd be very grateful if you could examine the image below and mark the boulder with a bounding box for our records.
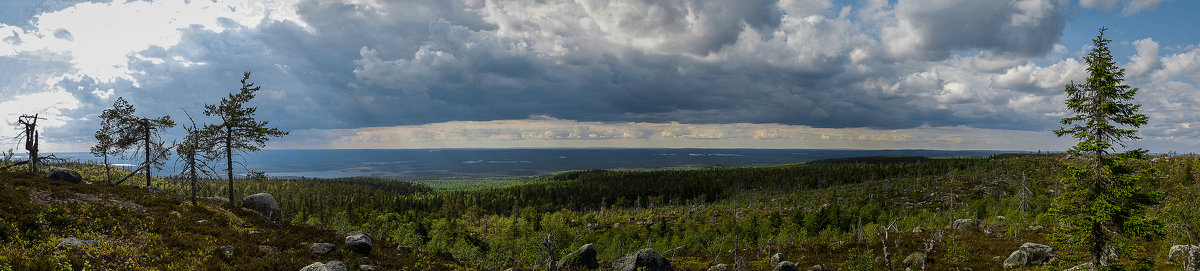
[1018,242,1054,265]
[1064,261,1094,271]
[910,227,927,233]
[805,264,831,271]
[706,264,729,271]
[310,242,336,255]
[345,231,373,254]
[358,265,378,271]
[773,261,799,271]
[218,245,235,257]
[47,168,82,183]
[241,193,281,221]
[949,218,980,230]
[770,253,787,266]
[56,237,98,249]
[903,252,928,267]
[299,261,348,271]
[396,245,414,253]
[324,261,348,271]
[1169,245,1200,263]
[1002,250,1028,268]
[613,248,672,271]
[556,243,599,269]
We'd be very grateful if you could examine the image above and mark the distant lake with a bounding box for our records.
[32,148,1011,180]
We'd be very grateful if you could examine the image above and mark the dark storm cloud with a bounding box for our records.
[92,0,1075,133]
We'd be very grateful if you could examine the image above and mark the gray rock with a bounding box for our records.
[299,261,349,271]
[773,261,799,271]
[47,168,82,183]
[910,227,927,233]
[147,186,164,194]
[324,261,348,271]
[300,262,326,271]
[1064,261,1094,271]
[1169,245,1200,263]
[1018,242,1054,265]
[805,264,831,271]
[1002,250,1028,268]
[345,231,373,254]
[770,253,787,266]
[56,237,98,249]
[903,252,928,267]
[358,265,378,271]
[613,248,672,271]
[241,193,281,221]
[556,243,599,269]
[397,245,414,253]
[310,242,336,255]
[706,264,728,271]
[218,245,235,257]
[949,218,980,230]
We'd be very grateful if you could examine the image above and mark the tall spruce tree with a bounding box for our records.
[202,71,288,204]
[1051,27,1163,269]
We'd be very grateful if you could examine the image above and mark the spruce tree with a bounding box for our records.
[1051,27,1163,269]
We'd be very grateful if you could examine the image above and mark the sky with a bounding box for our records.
[2,0,1199,152]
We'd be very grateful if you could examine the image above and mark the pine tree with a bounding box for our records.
[202,71,288,204]
[91,115,121,183]
[100,97,175,187]
[1051,27,1163,269]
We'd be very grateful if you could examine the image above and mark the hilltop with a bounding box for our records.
[1,153,1199,270]
[0,167,465,270]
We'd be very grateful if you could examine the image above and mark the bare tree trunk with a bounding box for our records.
[226,125,234,205]
[29,129,37,174]
[103,153,110,184]
[190,140,197,205]
[144,121,152,188]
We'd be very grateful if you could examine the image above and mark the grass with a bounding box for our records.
[3,153,1199,270]
[0,165,466,270]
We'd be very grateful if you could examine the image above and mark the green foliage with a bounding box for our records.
[99,97,176,186]
[200,71,288,202]
[1051,27,1163,268]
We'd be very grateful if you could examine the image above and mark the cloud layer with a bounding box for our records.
[0,0,1198,151]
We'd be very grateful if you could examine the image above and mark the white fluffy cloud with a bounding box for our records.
[1,0,1200,152]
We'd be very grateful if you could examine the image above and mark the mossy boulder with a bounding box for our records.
[613,248,671,271]
[345,231,373,254]
[241,192,281,221]
[46,168,82,183]
[556,243,599,269]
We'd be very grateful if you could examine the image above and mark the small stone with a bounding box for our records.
[218,245,235,257]
[707,264,729,271]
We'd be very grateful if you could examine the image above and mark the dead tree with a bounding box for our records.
[542,233,557,271]
[878,219,898,271]
[16,114,45,174]
[176,110,217,205]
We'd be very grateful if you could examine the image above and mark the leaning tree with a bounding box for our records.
[202,71,287,204]
[100,97,176,187]
[91,115,121,183]
[1051,27,1163,269]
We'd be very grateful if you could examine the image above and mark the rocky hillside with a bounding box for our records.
[0,168,465,270]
